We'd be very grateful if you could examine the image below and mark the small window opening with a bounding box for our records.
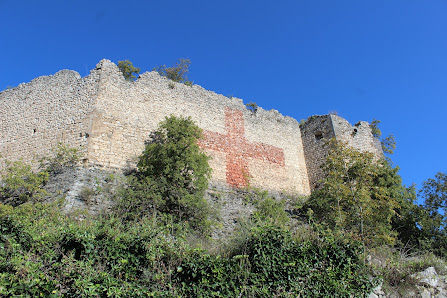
[315,132,323,141]
[33,128,37,134]
[82,158,88,167]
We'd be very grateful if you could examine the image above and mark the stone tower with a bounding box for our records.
[300,114,383,190]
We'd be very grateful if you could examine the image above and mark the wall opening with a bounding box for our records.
[314,132,323,141]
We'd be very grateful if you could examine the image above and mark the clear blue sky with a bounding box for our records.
[1,0,446,194]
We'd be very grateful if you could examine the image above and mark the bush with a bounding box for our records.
[0,197,377,297]
[244,188,290,227]
[0,160,48,206]
[0,204,188,296]
[118,60,140,81]
[176,224,376,297]
[368,245,447,295]
[245,101,258,113]
[39,142,82,174]
[154,58,193,86]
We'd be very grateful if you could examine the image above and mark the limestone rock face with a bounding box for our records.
[369,267,447,298]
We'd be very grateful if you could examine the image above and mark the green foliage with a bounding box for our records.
[118,59,141,81]
[420,172,446,219]
[302,140,402,247]
[0,160,48,206]
[115,115,212,233]
[39,142,82,174]
[155,58,193,86]
[418,172,447,257]
[244,189,290,227]
[387,171,447,258]
[0,202,375,297]
[176,225,375,297]
[245,101,258,113]
[370,118,382,138]
[369,118,396,155]
[0,203,187,296]
[382,134,396,155]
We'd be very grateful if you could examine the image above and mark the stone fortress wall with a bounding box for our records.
[0,67,100,168]
[0,59,382,198]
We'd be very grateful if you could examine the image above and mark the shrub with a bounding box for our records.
[368,245,447,295]
[245,101,258,113]
[39,142,82,174]
[176,225,376,297]
[154,58,193,86]
[0,160,48,206]
[118,59,140,81]
[244,188,290,227]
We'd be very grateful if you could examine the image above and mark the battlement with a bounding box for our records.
[0,60,381,197]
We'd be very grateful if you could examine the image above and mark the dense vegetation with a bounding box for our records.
[0,116,446,296]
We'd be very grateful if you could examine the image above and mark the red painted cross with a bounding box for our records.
[199,107,285,188]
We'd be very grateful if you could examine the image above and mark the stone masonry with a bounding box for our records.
[0,59,382,199]
[300,114,383,190]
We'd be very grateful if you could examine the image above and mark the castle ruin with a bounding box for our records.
[0,59,382,203]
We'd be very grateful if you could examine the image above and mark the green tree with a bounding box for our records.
[303,140,402,247]
[116,116,212,232]
[418,172,447,256]
[118,59,140,81]
[370,118,396,155]
[154,58,193,85]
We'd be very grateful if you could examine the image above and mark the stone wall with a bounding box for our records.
[86,60,310,196]
[0,66,101,170]
[330,114,383,155]
[1,59,383,200]
[300,115,335,190]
